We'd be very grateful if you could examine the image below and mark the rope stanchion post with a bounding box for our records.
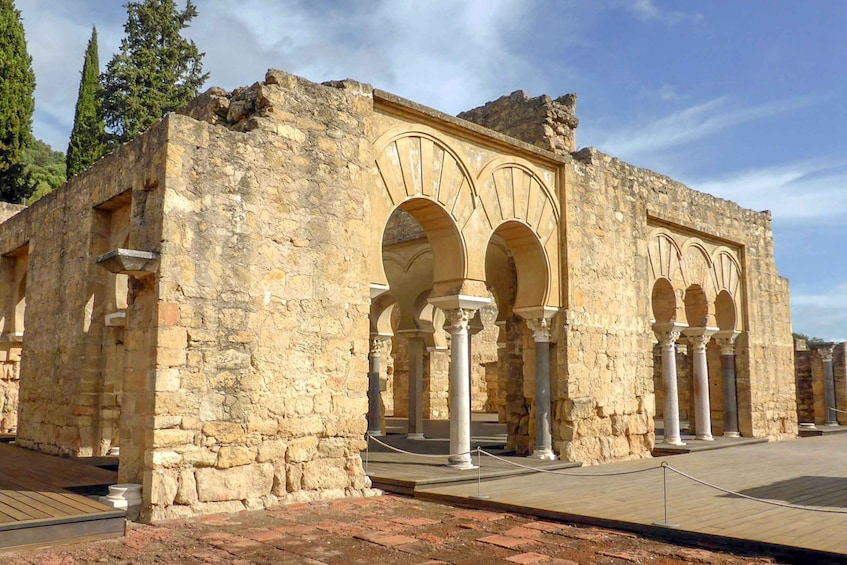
[469,447,490,500]
[365,432,370,475]
[652,461,679,528]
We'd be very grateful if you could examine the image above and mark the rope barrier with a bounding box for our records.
[366,434,847,516]
[827,406,847,415]
[366,433,475,459]
[478,449,661,477]
[664,463,847,514]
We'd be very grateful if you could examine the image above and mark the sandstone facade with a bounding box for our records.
[5,68,796,520]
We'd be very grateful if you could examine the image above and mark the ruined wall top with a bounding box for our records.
[458,90,578,156]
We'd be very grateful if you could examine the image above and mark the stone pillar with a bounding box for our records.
[714,331,740,437]
[526,317,555,460]
[653,322,687,446]
[407,334,425,439]
[429,295,490,469]
[684,328,717,441]
[367,336,388,437]
[820,346,837,426]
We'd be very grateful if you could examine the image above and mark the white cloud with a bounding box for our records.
[689,161,847,221]
[791,284,847,342]
[627,0,702,26]
[594,96,810,160]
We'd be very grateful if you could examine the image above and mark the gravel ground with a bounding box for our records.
[4,494,783,564]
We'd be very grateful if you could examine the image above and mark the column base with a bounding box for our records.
[695,434,714,441]
[446,459,477,470]
[531,448,556,461]
[367,430,384,437]
[662,438,686,446]
[406,433,425,440]
[825,422,839,427]
[723,431,741,438]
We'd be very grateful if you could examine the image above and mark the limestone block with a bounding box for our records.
[174,468,198,505]
[302,458,350,490]
[202,421,244,444]
[286,463,303,492]
[217,446,256,468]
[181,447,217,467]
[153,429,195,448]
[150,469,179,506]
[257,439,287,462]
[286,436,318,462]
[564,397,595,421]
[195,463,274,502]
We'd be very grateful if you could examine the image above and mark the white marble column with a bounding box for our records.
[653,322,687,446]
[684,328,717,441]
[526,317,555,460]
[429,295,490,469]
[820,346,837,426]
[714,331,740,437]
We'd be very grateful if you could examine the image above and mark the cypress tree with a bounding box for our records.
[66,27,106,177]
[101,0,208,144]
[0,0,35,203]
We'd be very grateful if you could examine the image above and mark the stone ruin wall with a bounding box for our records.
[142,70,378,520]
[794,341,847,425]
[460,94,795,462]
[5,126,167,467]
[0,202,25,433]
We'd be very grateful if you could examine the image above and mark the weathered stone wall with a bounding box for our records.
[146,70,377,520]
[8,124,167,466]
[458,90,579,154]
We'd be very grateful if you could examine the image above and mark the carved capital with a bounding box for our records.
[818,346,835,363]
[442,308,472,333]
[526,318,552,343]
[654,330,681,349]
[714,336,737,356]
[369,335,390,357]
[688,333,712,352]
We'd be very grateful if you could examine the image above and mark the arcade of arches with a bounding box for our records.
[0,70,797,521]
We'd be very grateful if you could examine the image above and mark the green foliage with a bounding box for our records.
[67,27,106,177]
[22,139,66,204]
[793,332,826,345]
[0,0,36,203]
[101,0,208,144]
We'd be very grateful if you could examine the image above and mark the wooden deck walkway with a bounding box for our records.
[0,443,125,550]
[398,434,847,561]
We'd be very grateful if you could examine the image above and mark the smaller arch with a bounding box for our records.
[486,220,550,311]
[370,294,397,337]
[647,229,686,290]
[715,290,737,331]
[651,278,679,323]
[683,284,714,328]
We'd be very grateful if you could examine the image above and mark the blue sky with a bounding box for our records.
[18,0,847,340]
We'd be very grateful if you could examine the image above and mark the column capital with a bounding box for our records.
[652,321,687,348]
[369,283,390,300]
[525,318,553,343]
[683,327,718,352]
[514,306,558,343]
[713,330,740,356]
[817,345,835,363]
[369,333,391,356]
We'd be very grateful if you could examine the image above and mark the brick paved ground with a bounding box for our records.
[4,494,782,564]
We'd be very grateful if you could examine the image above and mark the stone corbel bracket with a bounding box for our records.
[96,248,160,277]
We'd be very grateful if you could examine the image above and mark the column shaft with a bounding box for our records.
[721,352,740,436]
[822,348,837,425]
[407,337,425,439]
[527,317,554,460]
[690,334,714,441]
[367,340,383,436]
[658,330,684,446]
[446,309,473,468]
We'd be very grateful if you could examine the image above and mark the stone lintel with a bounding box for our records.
[96,248,160,276]
[427,294,491,313]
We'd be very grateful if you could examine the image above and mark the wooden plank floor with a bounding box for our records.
[411,434,847,557]
[0,443,125,550]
